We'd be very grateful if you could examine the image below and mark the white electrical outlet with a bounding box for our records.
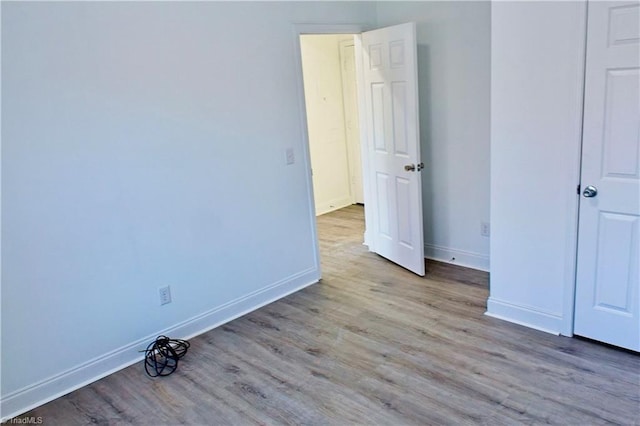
[159,286,172,305]
[285,148,295,165]
[481,222,490,237]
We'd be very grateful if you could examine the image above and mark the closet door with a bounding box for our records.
[574,1,639,351]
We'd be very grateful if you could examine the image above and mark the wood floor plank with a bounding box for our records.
[9,205,640,425]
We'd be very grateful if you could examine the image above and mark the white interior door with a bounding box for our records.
[574,1,640,351]
[358,23,425,276]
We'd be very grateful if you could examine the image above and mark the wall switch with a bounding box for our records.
[481,222,490,237]
[285,148,295,165]
[159,286,172,305]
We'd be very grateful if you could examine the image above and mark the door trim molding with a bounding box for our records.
[565,0,590,337]
[339,38,364,206]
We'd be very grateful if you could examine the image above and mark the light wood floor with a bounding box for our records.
[13,205,640,425]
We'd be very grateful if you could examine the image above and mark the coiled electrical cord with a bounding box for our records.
[142,336,190,377]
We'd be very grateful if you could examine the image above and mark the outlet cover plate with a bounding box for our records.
[159,286,172,305]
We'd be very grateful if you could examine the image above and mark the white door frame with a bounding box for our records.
[293,23,370,280]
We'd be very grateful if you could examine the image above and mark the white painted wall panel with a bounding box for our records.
[488,1,586,334]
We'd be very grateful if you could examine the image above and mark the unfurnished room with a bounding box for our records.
[1,1,638,425]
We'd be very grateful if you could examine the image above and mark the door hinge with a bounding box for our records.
[577,184,581,195]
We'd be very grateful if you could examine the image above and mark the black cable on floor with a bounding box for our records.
[141,335,190,377]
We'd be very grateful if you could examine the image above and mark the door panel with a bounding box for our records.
[574,1,640,351]
[376,172,391,238]
[371,85,386,151]
[602,69,639,177]
[392,82,409,155]
[360,23,424,276]
[396,177,413,248]
[593,213,638,313]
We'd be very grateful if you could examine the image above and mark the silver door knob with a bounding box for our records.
[583,185,598,198]
[404,164,416,172]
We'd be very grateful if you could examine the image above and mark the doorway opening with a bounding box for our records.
[299,34,365,214]
[299,33,366,250]
[296,23,425,277]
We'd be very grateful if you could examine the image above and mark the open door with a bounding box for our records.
[357,23,425,276]
[574,1,639,351]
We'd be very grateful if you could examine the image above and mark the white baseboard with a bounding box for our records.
[315,197,353,216]
[424,244,489,272]
[485,297,562,335]
[0,268,320,422]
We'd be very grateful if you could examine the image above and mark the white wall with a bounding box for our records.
[0,2,376,419]
[1,1,496,418]
[488,1,586,335]
[375,1,492,271]
[300,35,355,216]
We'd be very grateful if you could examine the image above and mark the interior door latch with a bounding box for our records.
[405,162,425,172]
